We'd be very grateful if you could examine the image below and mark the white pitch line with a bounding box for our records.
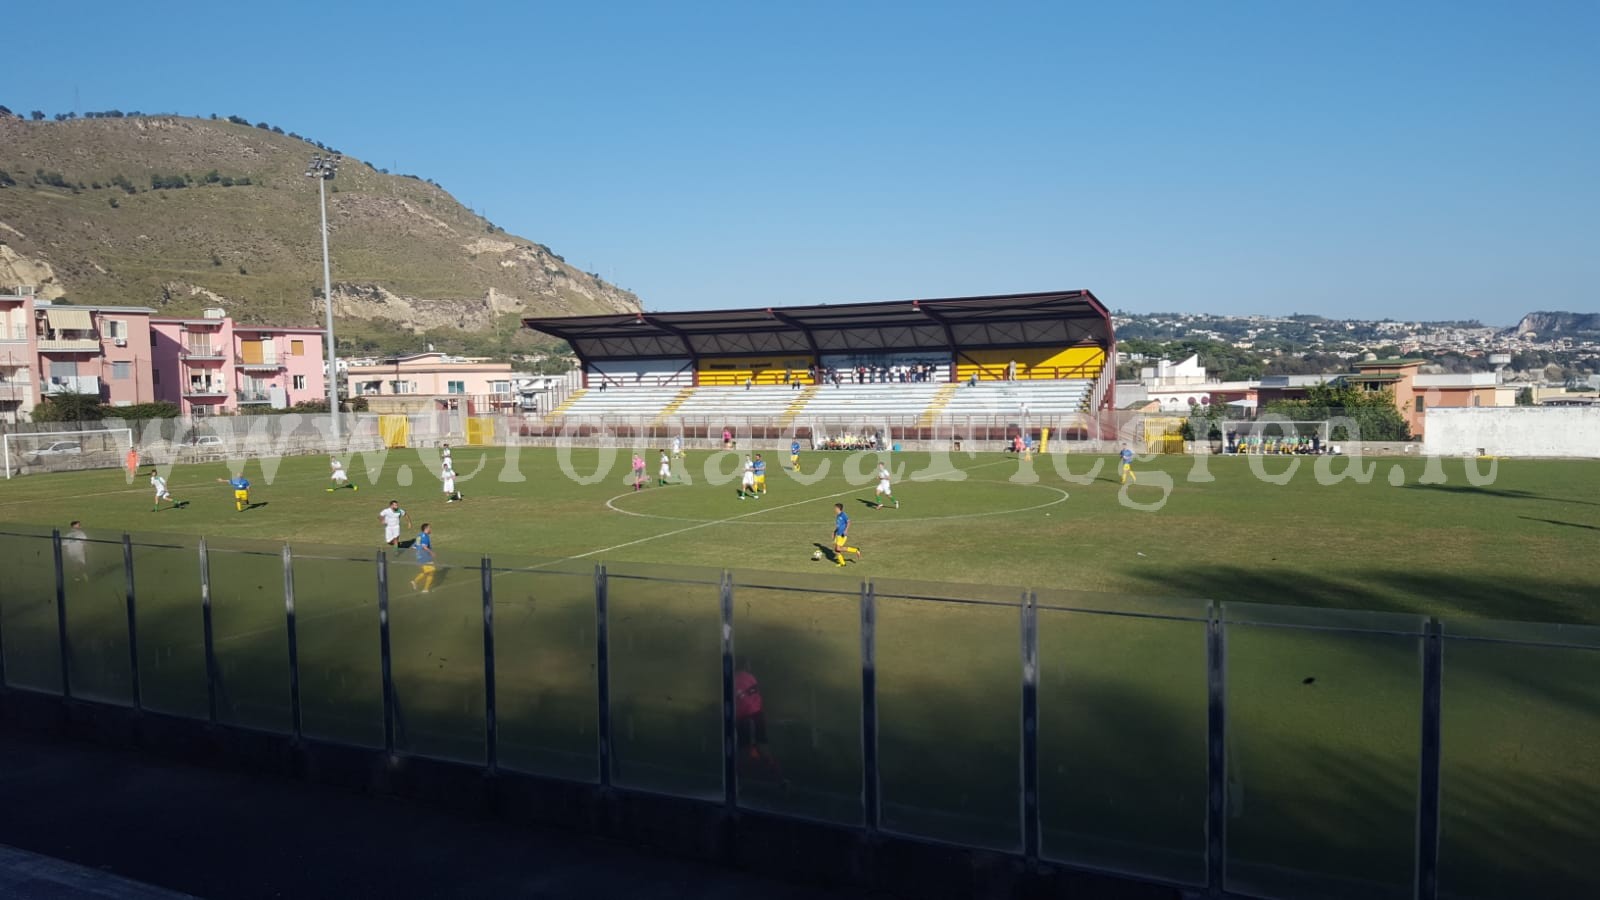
[578,457,1020,561]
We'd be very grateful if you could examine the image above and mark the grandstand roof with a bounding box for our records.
[523,290,1111,362]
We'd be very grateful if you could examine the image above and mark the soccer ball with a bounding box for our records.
[812,550,823,561]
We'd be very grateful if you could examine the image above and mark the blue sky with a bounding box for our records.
[9,1,1597,323]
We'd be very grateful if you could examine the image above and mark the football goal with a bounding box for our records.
[2,427,135,478]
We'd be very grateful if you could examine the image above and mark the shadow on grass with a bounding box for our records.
[1403,483,1600,507]
[1519,516,1600,532]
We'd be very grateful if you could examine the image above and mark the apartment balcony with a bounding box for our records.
[183,385,229,399]
[236,390,273,404]
[236,358,284,372]
[43,375,102,396]
[183,347,227,362]
[37,339,101,352]
[0,324,29,344]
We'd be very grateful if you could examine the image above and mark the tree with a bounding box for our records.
[29,110,44,121]
[1516,388,1535,406]
[32,393,104,422]
[1264,383,1412,442]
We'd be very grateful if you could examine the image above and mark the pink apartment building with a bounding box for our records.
[0,285,36,422]
[36,301,156,408]
[152,310,326,414]
[346,353,516,399]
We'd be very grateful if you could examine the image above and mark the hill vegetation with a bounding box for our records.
[0,110,639,358]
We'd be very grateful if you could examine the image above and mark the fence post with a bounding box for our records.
[1206,601,1227,897]
[199,537,218,725]
[283,544,302,742]
[482,555,497,773]
[1020,589,1040,865]
[123,533,141,712]
[860,578,879,834]
[53,528,70,698]
[594,563,612,789]
[1416,617,1444,900]
[720,570,737,812]
[377,550,395,756]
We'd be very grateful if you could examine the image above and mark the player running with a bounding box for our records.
[831,503,863,567]
[872,461,898,509]
[631,453,647,491]
[379,500,412,550]
[789,438,801,473]
[672,434,684,461]
[1120,443,1137,484]
[216,473,252,511]
[409,523,437,593]
[658,450,673,486]
[328,456,357,492]
[752,453,767,495]
[441,456,461,503]
[738,455,757,500]
[150,470,179,511]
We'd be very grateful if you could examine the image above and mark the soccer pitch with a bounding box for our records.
[0,447,1597,896]
[0,447,1595,622]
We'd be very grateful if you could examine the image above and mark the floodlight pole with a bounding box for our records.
[308,156,341,442]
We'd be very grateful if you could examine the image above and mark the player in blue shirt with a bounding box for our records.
[1119,444,1137,485]
[789,439,801,473]
[216,474,252,511]
[752,453,767,495]
[830,503,862,567]
[409,523,437,593]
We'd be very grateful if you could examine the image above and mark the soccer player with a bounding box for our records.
[658,450,672,486]
[789,438,801,472]
[441,457,461,503]
[216,473,251,511]
[64,520,89,581]
[738,455,757,500]
[1119,443,1137,484]
[631,453,646,492]
[440,443,452,467]
[672,434,684,460]
[150,470,178,511]
[328,456,357,492]
[752,453,767,495]
[124,447,140,480]
[872,462,898,509]
[831,503,863,566]
[409,523,437,593]
[379,500,411,550]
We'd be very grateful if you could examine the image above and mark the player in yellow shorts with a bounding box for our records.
[831,503,863,566]
[409,523,437,593]
[753,453,767,494]
[1119,444,1137,484]
[217,474,252,511]
[789,439,801,473]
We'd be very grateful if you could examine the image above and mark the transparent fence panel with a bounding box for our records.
[605,561,722,800]
[730,569,862,825]
[206,538,292,733]
[492,557,599,781]
[1036,592,1209,885]
[62,531,133,705]
[874,578,1022,851]
[389,552,485,763]
[1223,604,1425,900]
[0,530,63,693]
[290,547,384,748]
[130,535,208,718]
[1438,621,1600,900]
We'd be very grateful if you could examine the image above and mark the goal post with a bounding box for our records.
[3,427,136,478]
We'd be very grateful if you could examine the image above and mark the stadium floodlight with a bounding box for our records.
[306,155,341,443]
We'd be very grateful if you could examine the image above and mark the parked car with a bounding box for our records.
[192,435,224,448]
[30,441,82,458]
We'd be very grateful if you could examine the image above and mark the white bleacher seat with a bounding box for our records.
[671,386,796,420]
[561,386,683,419]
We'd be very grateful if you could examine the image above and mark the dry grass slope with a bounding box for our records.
[0,115,639,353]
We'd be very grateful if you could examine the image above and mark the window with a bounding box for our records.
[1415,397,1425,412]
[239,340,264,365]
[293,375,306,390]
[105,319,127,339]
[490,380,511,394]
[49,361,75,379]
[1472,395,1480,407]
[113,362,132,381]
[447,380,465,394]
[291,340,305,356]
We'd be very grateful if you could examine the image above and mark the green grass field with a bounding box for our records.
[0,447,1596,897]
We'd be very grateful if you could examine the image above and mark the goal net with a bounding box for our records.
[3,427,136,478]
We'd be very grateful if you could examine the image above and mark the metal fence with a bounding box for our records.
[0,524,1595,900]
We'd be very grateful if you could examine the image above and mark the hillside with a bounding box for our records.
[1506,312,1600,341]
[0,113,639,355]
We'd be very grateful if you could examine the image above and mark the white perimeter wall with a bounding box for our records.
[1423,408,1600,458]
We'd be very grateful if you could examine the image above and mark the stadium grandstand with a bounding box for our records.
[521,290,1115,447]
